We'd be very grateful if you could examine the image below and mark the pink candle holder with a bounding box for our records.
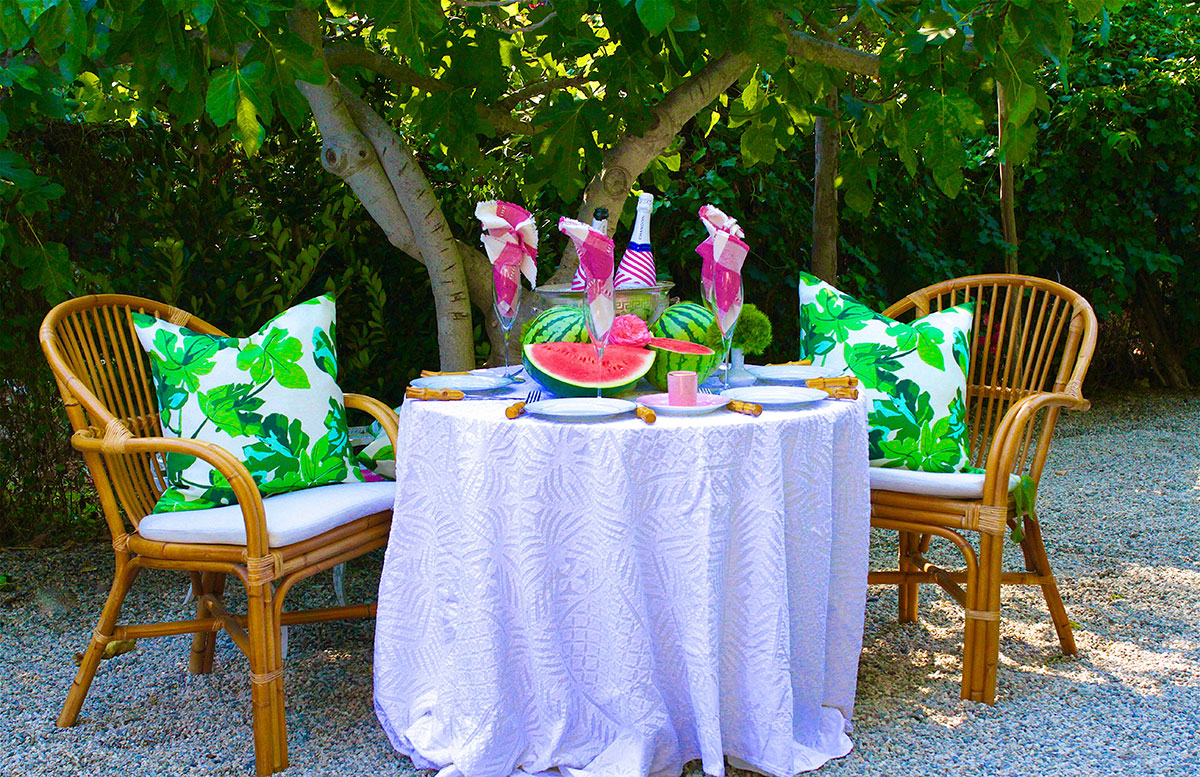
[667,370,698,406]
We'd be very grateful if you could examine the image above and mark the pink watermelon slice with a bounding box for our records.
[645,337,720,391]
[523,342,656,397]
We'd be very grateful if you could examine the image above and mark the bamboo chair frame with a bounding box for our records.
[39,294,400,776]
[866,274,1097,704]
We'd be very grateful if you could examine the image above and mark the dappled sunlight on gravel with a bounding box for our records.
[1,390,1197,775]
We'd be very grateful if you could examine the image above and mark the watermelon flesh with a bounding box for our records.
[645,337,721,391]
[523,342,656,397]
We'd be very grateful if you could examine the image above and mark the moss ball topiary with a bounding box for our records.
[702,303,773,355]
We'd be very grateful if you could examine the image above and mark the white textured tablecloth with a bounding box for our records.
[374,386,870,777]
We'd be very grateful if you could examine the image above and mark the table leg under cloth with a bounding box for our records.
[373,397,870,777]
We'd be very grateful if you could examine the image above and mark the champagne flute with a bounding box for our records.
[711,267,743,390]
[493,261,522,377]
[582,275,615,399]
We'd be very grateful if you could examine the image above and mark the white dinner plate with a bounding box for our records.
[410,374,514,392]
[524,397,637,422]
[747,364,843,384]
[721,386,828,408]
[637,393,728,416]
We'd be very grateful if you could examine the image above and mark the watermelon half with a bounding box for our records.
[645,337,721,391]
[523,342,655,397]
[651,302,716,344]
[522,305,590,345]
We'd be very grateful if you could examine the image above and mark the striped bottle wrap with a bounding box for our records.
[614,242,656,288]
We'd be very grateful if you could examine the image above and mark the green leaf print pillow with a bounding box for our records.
[796,273,976,473]
[132,295,364,513]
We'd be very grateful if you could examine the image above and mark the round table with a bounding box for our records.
[373,384,871,777]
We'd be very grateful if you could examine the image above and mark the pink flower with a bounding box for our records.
[609,314,652,347]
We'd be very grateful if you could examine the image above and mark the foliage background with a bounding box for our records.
[2,0,1197,544]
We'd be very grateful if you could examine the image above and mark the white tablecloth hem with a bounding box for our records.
[380,700,853,777]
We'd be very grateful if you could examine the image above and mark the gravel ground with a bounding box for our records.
[2,390,1198,776]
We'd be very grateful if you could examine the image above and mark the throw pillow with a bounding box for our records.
[356,417,397,481]
[132,295,365,513]
[796,272,975,473]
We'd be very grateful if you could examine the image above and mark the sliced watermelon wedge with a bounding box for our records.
[523,342,655,397]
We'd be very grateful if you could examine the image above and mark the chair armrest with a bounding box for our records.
[71,428,271,556]
[980,391,1091,504]
[344,392,400,453]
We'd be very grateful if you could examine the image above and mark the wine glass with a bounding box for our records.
[710,268,743,390]
[582,275,615,399]
[493,262,522,377]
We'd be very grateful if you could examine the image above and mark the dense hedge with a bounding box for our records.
[2,1,1196,544]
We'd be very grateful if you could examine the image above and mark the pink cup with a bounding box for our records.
[667,370,698,406]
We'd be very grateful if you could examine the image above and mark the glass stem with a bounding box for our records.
[722,335,733,389]
[596,345,605,399]
[502,329,510,376]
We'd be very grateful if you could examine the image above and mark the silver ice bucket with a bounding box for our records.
[529,282,676,326]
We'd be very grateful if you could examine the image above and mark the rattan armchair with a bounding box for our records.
[867,274,1097,704]
[39,294,400,775]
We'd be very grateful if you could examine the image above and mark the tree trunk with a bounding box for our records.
[546,51,753,285]
[998,84,1019,275]
[1136,270,1191,389]
[291,10,475,370]
[811,90,840,284]
[457,239,509,364]
[340,87,475,370]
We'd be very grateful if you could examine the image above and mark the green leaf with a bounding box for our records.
[1072,0,1102,23]
[236,328,310,388]
[635,0,674,36]
[205,62,268,154]
[740,118,778,167]
[312,323,337,378]
[0,1,32,48]
[370,0,443,73]
[21,0,60,27]
[198,383,266,437]
[146,328,221,392]
[191,0,214,24]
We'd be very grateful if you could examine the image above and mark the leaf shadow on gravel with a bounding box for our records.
[832,390,1200,777]
[1,391,1198,777]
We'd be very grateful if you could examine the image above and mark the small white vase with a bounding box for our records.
[726,348,757,387]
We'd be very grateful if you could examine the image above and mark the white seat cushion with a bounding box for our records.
[138,481,396,547]
[869,467,1021,499]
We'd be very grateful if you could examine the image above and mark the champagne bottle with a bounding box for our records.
[615,193,656,289]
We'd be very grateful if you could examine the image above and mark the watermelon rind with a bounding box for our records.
[522,306,590,345]
[523,342,655,397]
[651,302,715,344]
[645,337,720,391]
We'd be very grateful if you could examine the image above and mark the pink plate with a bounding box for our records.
[637,392,728,416]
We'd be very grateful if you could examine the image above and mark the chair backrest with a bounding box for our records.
[39,295,227,530]
[882,274,1097,482]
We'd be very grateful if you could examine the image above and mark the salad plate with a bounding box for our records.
[523,397,637,422]
[720,386,827,408]
[636,393,728,416]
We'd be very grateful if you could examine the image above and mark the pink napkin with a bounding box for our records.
[558,217,615,340]
[476,201,538,317]
[696,204,746,304]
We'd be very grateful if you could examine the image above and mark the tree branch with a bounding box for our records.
[497,74,591,110]
[546,50,755,284]
[340,84,477,370]
[787,32,880,78]
[325,44,535,136]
